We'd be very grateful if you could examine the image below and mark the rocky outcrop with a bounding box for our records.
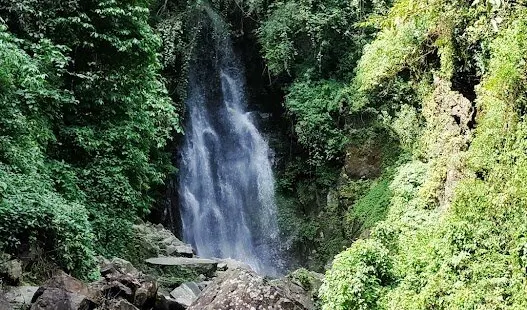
[132,223,195,262]
[3,286,39,309]
[169,282,201,308]
[343,144,382,180]
[188,268,314,310]
[2,223,319,310]
[27,259,157,310]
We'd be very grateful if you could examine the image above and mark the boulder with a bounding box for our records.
[99,258,139,277]
[133,278,157,308]
[188,268,313,310]
[269,279,316,310]
[0,260,23,285]
[100,281,134,300]
[166,245,194,258]
[32,271,98,304]
[3,286,39,309]
[169,282,201,308]
[132,223,186,260]
[217,259,252,272]
[91,258,158,309]
[0,292,13,310]
[30,288,95,310]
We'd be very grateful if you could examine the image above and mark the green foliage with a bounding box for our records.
[285,79,348,165]
[347,179,392,234]
[320,2,527,309]
[319,239,393,310]
[288,268,318,291]
[258,0,387,77]
[0,0,181,278]
[0,25,97,279]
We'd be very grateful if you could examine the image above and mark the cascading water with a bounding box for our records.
[178,13,282,276]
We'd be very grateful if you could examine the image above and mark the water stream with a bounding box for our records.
[178,16,282,276]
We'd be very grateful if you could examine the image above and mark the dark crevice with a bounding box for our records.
[468,102,477,130]
[453,115,461,125]
[452,73,479,103]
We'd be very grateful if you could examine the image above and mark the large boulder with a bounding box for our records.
[188,268,314,310]
[169,282,201,308]
[30,288,94,310]
[93,258,157,309]
[3,286,39,309]
[132,223,191,262]
[30,272,98,310]
[31,271,98,304]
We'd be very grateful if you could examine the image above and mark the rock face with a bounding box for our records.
[2,223,320,310]
[188,269,314,310]
[3,286,39,309]
[28,259,158,310]
[1,292,13,310]
[133,223,193,260]
[343,144,382,179]
[169,282,201,308]
[30,271,98,310]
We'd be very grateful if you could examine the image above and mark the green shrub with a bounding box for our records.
[320,239,393,310]
[285,79,348,165]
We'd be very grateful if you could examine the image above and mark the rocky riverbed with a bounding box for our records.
[0,223,322,310]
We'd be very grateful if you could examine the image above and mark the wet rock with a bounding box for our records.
[188,268,313,310]
[169,282,201,308]
[3,286,39,309]
[217,259,252,272]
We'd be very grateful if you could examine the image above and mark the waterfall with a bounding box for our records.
[178,14,282,276]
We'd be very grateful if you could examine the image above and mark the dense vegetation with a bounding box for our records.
[238,0,527,308]
[0,0,180,279]
[3,0,527,309]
